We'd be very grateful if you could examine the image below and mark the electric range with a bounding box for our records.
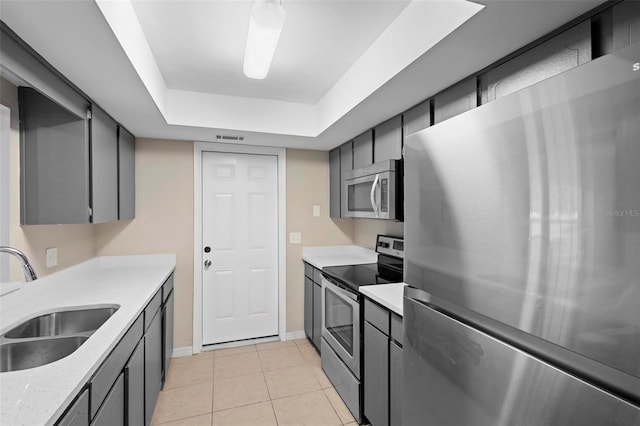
[319,235,404,425]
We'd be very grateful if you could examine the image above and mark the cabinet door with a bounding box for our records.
[118,126,135,220]
[340,142,353,217]
[304,277,313,341]
[364,321,389,426]
[374,115,402,162]
[145,310,163,426]
[329,148,341,218]
[90,104,118,223]
[389,341,403,426]
[403,100,431,138]
[57,389,89,426]
[125,340,145,426]
[353,130,373,169]
[434,78,477,124]
[612,1,640,51]
[19,87,90,225]
[312,281,322,350]
[481,20,591,103]
[163,290,174,384]
[91,373,125,426]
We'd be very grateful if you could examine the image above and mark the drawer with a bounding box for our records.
[313,267,322,284]
[391,312,403,346]
[364,298,389,335]
[162,273,174,303]
[304,262,313,278]
[145,290,162,331]
[90,314,143,419]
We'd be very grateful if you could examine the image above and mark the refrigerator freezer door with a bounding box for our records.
[403,296,640,426]
[404,41,640,381]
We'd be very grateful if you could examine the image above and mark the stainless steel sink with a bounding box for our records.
[0,305,119,372]
[0,336,88,372]
[3,307,119,338]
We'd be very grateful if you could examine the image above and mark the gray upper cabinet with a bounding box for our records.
[374,115,402,162]
[403,100,431,139]
[353,130,373,169]
[90,105,118,224]
[612,1,640,51]
[19,87,91,225]
[118,126,135,220]
[434,77,478,124]
[339,141,353,218]
[329,148,341,218]
[481,20,591,103]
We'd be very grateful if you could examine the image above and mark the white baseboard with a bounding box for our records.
[171,346,193,358]
[285,330,306,340]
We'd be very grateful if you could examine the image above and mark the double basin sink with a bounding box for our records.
[0,306,119,373]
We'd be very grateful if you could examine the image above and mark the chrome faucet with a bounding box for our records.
[0,246,38,282]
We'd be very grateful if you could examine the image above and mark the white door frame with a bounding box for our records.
[193,141,286,354]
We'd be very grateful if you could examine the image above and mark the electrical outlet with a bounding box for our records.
[45,247,58,268]
[289,232,302,244]
[312,205,320,217]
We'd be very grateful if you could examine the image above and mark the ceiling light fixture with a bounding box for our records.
[243,0,286,80]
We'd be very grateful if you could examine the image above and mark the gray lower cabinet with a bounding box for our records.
[304,277,313,340]
[56,389,89,426]
[125,341,145,426]
[364,322,389,426]
[163,289,174,384]
[56,273,175,426]
[145,307,163,425]
[389,340,403,426]
[312,282,322,349]
[303,262,322,351]
[91,373,125,426]
[363,298,404,426]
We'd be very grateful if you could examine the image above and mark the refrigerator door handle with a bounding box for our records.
[404,287,640,407]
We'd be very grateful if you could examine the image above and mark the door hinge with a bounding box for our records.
[402,146,406,157]
[86,109,92,120]
[88,207,93,218]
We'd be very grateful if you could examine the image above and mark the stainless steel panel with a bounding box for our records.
[321,277,360,379]
[404,41,640,382]
[321,338,361,424]
[403,297,640,426]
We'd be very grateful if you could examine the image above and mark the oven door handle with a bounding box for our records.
[370,174,380,218]
[323,278,359,302]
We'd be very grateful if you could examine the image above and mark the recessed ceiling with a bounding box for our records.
[131,0,410,105]
[0,0,606,149]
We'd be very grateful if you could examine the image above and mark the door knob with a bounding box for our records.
[204,260,212,268]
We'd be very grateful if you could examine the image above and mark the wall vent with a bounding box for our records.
[216,134,245,142]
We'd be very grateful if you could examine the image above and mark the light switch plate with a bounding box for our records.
[312,205,320,217]
[45,247,58,268]
[289,232,302,244]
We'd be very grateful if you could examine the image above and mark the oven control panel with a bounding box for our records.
[375,235,404,259]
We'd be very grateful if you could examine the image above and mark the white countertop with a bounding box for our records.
[302,245,377,269]
[360,283,406,316]
[0,255,176,426]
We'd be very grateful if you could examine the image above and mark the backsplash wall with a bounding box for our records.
[353,219,404,249]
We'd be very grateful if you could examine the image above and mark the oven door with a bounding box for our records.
[343,171,394,220]
[321,277,361,379]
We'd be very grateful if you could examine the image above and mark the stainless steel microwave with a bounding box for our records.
[342,159,403,220]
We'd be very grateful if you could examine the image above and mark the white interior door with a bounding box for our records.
[201,152,279,345]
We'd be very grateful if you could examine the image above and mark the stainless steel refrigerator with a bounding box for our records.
[403,41,640,425]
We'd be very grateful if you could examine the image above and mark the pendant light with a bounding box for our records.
[243,0,286,80]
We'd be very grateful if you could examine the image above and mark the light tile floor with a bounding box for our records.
[151,339,358,426]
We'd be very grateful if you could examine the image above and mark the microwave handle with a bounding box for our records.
[370,174,379,218]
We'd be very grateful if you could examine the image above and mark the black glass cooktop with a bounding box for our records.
[322,261,402,293]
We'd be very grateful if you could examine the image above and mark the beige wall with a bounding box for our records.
[286,149,355,332]
[94,138,194,348]
[353,219,404,250]
[2,77,96,280]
